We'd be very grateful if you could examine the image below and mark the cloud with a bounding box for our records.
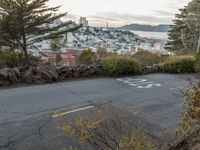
[86,12,173,27]
[152,10,175,17]
[50,0,191,27]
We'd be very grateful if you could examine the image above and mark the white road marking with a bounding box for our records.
[125,79,147,84]
[52,105,95,118]
[117,79,123,82]
[137,83,161,89]
[117,78,162,89]
[129,82,153,86]
[170,86,187,90]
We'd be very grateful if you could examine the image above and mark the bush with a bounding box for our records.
[195,52,200,73]
[178,81,200,138]
[159,55,195,73]
[133,51,161,66]
[0,50,39,68]
[100,56,141,77]
[0,50,24,68]
[78,49,97,65]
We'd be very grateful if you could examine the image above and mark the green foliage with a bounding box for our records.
[159,56,195,73]
[0,50,24,68]
[78,49,96,65]
[0,0,80,57]
[133,51,161,66]
[195,52,200,73]
[165,0,200,54]
[100,56,141,77]
[50,37,62,52]
[0,50,38,68]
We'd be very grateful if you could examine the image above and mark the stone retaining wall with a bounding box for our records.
[0,64,103,86]
[0,64,161,87]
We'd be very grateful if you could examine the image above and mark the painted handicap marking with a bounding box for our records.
[117,78,162,89]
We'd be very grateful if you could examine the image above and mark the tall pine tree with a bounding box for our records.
[165,0,200,54]
[0,0,80,57]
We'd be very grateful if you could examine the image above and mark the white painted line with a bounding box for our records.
[124,79,147,84]
[117,79,123,81]
[137,83,161,89]
[170,86,187,90]
[129,82,153,86]
[52,105,95,118]
[117,78,162,89]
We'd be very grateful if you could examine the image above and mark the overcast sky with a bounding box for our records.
[48,0,191,27]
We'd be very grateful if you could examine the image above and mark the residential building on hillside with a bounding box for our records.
[40,49,81,67]
[25,18,171,57]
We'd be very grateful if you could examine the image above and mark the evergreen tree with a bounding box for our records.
[165,0,200,54]
[0,0,80,57]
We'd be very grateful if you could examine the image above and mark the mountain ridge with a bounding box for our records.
[119,24,171,32]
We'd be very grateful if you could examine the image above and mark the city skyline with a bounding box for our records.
[48,0,191,27]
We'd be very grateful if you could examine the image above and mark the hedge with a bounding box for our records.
[100,56,141,77]
[159,55,195,73]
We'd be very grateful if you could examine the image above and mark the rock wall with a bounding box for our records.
[0,64,103,87]
[142,64,161,74]
[0,64,162,87]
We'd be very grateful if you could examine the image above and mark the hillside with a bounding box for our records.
[119,24,170,32]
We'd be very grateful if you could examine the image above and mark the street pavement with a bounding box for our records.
[0,73,195,150]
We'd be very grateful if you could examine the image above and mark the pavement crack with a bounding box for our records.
[56,83,116,107]
[36,117,54,150]
[38,117,53,140]
[56,83,89,101]
[0,137,17,150]
[56,83,108,106]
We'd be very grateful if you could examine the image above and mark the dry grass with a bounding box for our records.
[57,107,156,150]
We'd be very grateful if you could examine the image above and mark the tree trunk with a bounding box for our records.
[19,5,28,59]
[22,33,28,58]
[21,21,29,66]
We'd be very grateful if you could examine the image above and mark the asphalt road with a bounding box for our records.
[0,73,194,150]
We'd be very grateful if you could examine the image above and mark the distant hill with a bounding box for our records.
[119,24,171,32]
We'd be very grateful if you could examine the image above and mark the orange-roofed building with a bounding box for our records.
[40,49,82,67]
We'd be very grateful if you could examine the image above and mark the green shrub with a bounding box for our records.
[133,51,161,66]
[100,56,141,77]
[194,52,200,73]
[0,50,38,68]
[78,48,97,65]
[159,55,195,73]
[0,50,24,68]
